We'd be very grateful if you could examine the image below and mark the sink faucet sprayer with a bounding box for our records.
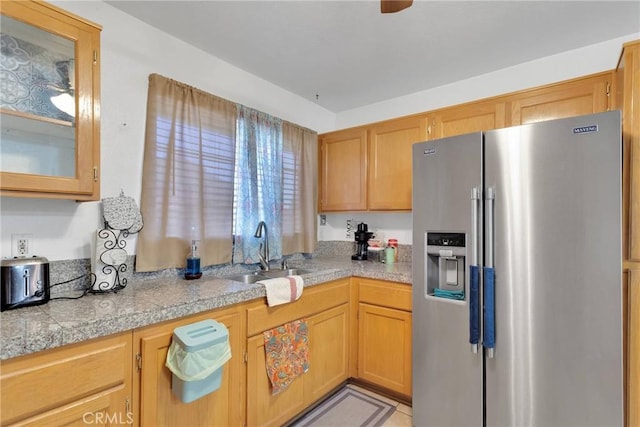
[254,221,269,271]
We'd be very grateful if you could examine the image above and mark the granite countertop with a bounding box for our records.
[0,258,412,361]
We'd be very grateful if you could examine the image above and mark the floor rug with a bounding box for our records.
[290,387,395,427]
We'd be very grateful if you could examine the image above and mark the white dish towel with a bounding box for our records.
[257,276,304,307]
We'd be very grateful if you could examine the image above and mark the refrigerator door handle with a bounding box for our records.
[485,187,494,268]
[471,187,480,265]
[469,187,481,353]
[484,187,496,358]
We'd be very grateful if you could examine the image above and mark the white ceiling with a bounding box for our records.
[107,0,640,113]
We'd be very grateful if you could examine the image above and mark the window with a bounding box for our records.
[137,74,317,272]
[232,106,283,263]
[137,75,237,272]
[281,121,318,254]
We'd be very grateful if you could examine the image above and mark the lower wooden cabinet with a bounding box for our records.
[246,279,351,427]
[355,278,412,398]
[247,332,307,427]
[304,305,350,403]
[0,277,411,427]
[0,332,132,427]
[133,306,244,427]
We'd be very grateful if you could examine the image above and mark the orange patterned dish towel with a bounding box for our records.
[263,319,309,395]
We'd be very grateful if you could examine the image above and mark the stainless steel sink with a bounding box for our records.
[223,273,269,284]
[224,268,314,283]
[260,268,315,278]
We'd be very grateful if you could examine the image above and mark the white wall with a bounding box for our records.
[0,0,335,261]
[0,0,636,260]
[318,212,413,246]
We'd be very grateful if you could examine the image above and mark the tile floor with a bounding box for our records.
[346,384,412,427]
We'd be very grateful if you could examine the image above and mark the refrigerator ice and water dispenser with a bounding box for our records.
[425,232,466,298]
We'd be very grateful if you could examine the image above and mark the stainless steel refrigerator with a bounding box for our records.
[412,111,623,427]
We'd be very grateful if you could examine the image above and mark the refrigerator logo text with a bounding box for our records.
[423,147,436,156]
[572,125,598,134]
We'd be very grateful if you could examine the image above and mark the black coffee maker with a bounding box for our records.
[352,222,374,260]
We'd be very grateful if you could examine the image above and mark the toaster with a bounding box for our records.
[1,256,50,311]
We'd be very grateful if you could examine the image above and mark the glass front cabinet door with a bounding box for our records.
[0,1,101,200]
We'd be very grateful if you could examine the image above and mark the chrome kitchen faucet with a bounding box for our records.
[254,221,269,271]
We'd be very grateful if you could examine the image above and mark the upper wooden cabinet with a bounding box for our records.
[368,115,428,210]
[319,115,428,212]
[319,127,368,211]
[0,1,101,201]
[429,101,507,140]
[509,72,612,126]
[319,71,614,213]
[427,72,611,139]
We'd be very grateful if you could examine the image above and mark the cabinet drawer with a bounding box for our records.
[357,278,411,311]
[247,279,350,336]
[0,332,131,425]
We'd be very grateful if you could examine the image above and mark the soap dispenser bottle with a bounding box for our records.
[185,240,202,280]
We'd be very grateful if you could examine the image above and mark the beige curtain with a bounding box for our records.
[136,74,237,272]
[282,121,318,254]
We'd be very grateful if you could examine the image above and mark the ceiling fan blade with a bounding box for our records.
[381,0,413,14]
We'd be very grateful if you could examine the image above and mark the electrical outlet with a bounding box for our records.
[346,218,355,239]
[11,233,33,257]
[320,214,327,226]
